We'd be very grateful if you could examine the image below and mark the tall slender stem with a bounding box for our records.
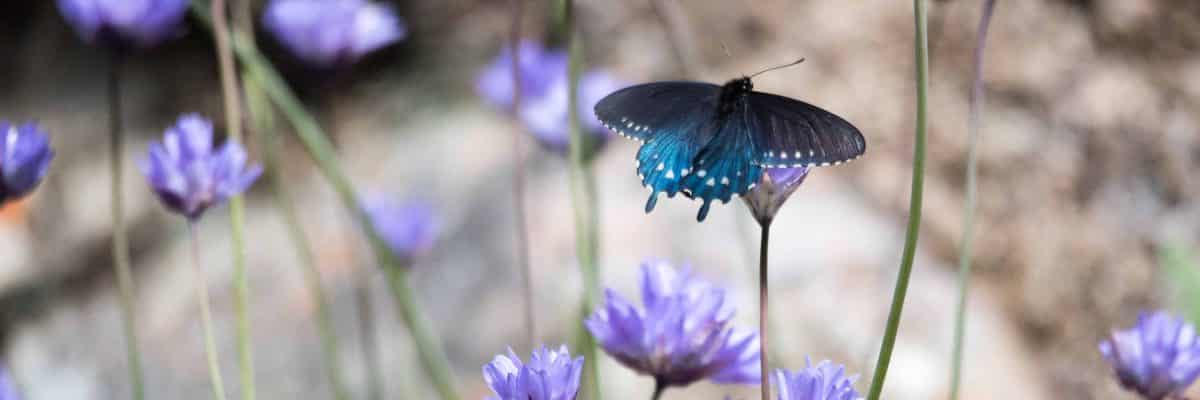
[650,379,666,400]
[949,1,996,399]
[866,0,928,398]
[210,2,256,399]
[758,223,771,400]
[107,55,144,400]
[563,0,602,398]
[247,64,351,400]
[354,267,384,400]
[509,0,538,350]
[191,6,462,398]
[189,222,229,400]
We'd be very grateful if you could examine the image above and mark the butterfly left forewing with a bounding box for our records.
[594,81,719,142]
[746,91,865,168]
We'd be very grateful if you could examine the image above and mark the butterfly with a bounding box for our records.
[594,60,866,221]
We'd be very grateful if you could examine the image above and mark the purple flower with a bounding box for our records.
[56,0,189,50]
[140,114,262,220]
[263,0,406,69]
[0,121,54,205]
[362,195,438,262]
[1099,311,1200,400]
[772,359,861,400]
[585,260,760,389]
[483,345,584,400]
[476,40,623,155]
[742,167,810,225]
[0,365,20,400]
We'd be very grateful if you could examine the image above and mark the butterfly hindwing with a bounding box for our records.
[746,92,865,168]
[680,100,763,221]
[595,82,720,142]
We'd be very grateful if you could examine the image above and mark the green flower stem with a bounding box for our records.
[189,4,461,399]
[209,2,255,399]
[245,61,351,400]
[188,222,229,400]
[866,0,928,399]
[949,1,996,399]
[509,0,538,350]
[564,0,603,398]
[107,55,145,400]
[383,266,459,400]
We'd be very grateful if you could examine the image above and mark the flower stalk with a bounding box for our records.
[107,55,145,400]
[865,0,928,398]
[563,0,603,398]
[188,222,229,400]
[244,47,352,400]
[758,222,771,400]
[209,2,256,399]
[949,1,996,399]
[509,0,538,350]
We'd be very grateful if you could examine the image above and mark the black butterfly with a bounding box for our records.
[594,66,866,221]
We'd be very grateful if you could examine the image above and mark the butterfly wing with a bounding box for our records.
[594,81,720,142]
[596,82,724,213]
[679,98,763,221]
[746,91,866,168]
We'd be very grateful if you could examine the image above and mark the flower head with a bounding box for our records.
[263,0,406,69]
[1099,311,1200,400]
[476,40,622,155]
[140,114,262,220]
[56,0,189,50]
[585,260,760,388]
[0,365,20,400]
[773,359,861,400]
[742,166,810,225]
[0,121,54,206]
[483,345,584,400]
[362,195,438,262]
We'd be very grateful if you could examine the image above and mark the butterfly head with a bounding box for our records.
[718,77,753,115]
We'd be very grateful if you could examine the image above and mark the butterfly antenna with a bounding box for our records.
[720,42,733,60]
[749,57,806,78]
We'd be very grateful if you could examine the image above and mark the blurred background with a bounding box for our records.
[1,0,1199,399]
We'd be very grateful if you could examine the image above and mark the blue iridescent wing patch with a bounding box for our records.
[746,92,865,167]
[679,102,762,221]
[596,82,723,214]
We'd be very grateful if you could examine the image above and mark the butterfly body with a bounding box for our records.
[596,76,864,221]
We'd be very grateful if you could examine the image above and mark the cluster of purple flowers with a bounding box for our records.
[477,40,624,155]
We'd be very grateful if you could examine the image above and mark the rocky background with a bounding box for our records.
[1,0,1198,399]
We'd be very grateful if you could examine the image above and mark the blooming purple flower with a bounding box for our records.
[1099,311,1200,400]
[0,365,20,400]
[140,114,262,220]
[483,345,584,400]
[0,121,54,206]
[476,40,623,155]
[56,0,190,50]
[263,0,406,69]
[772,359,861,400]
[742,167,810,225]
[585,260,760,389]
[362,195,438,262]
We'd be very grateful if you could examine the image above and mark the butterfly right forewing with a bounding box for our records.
[747,91,866,168]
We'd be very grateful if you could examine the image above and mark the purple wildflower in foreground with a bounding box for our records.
[586,260,760,389]
[0,365,19,400]
[772,359,861,400]
[56,0,189,50]
[476,40,623,155]
[263,0,406,69]
[362,195,438,262]
[1099,311,1200,400]
[0,122,54,206]
[742,167,811,225]
[140,115,262,220]
[483,345,584,400]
